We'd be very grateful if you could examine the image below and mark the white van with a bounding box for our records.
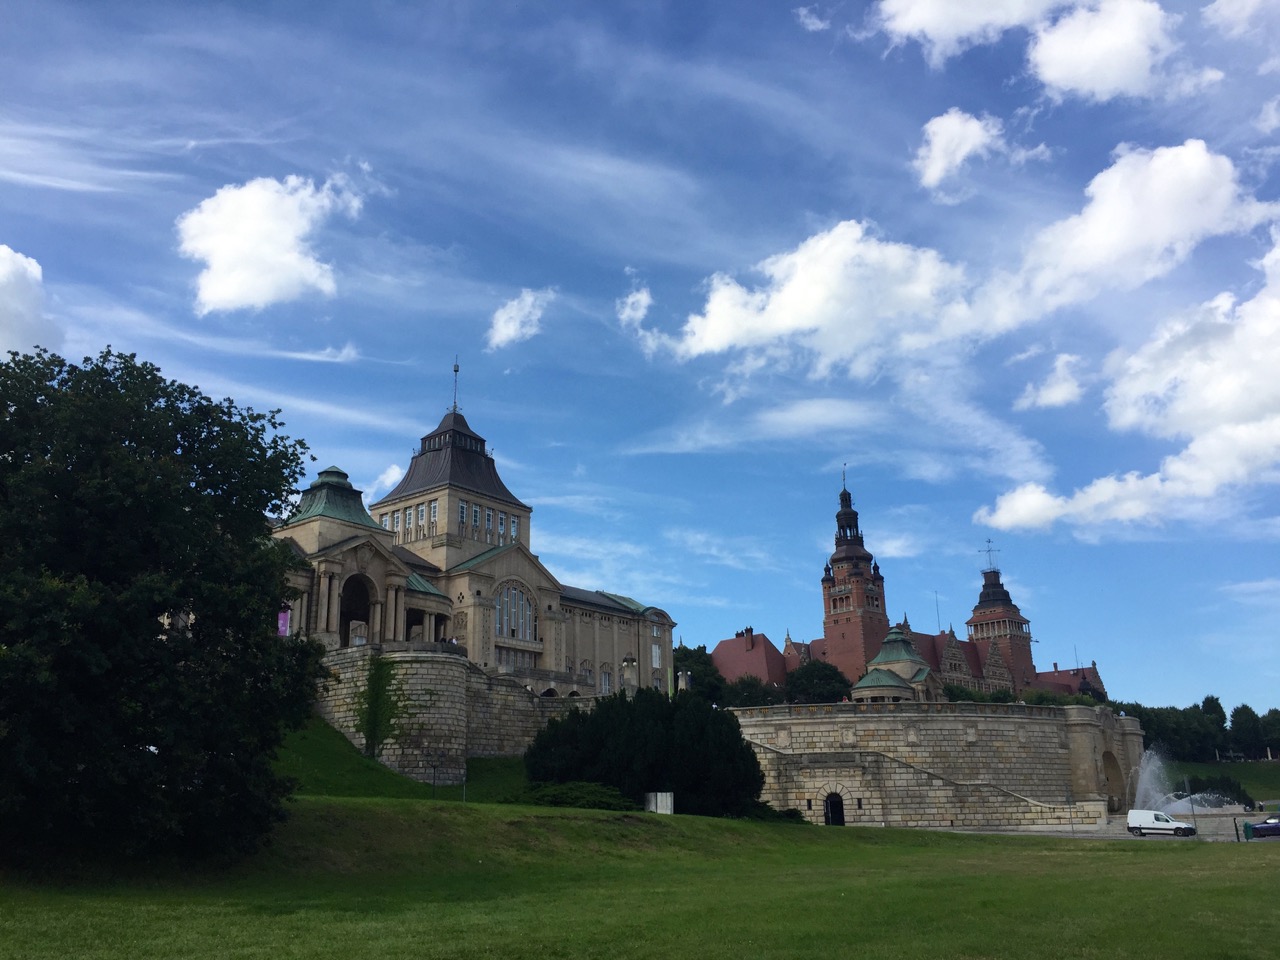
[1127,809,1196,837]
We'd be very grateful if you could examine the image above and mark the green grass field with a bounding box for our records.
[3,721,1278,960]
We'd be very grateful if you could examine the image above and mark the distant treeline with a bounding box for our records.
[1107,696,1279,763]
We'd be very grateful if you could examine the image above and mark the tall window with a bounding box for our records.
[417,503,426,527]
[601,671,612,695]
[485,509,493,530]
[392,512,400,531]
[429,499,438,524]
[380,514,388,529]
[472,504,481,526]
[498,512,506,534]
[511,517,520,541]
[495,581,535,641]
[651,642,662,669]
[459,500,468,527]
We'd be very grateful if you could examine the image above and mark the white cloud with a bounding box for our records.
[980,139,1279,329]
[176,174,362,316]
[978,230,1280,530]
[1256,97,1280,135]
[1029,0,1183,102]
[663,528,775,571]
[0,244,61,354]
[671,220,972,378]
[486,287,556,350]
[616,286,665,358]
[1014,353,1084,409]
[794,5,832,31]
[913,108,1005,191]
[1202,0,1267,37]
[875,0,1067,67]
[364,464,405,502]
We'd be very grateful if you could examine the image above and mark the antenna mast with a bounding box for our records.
[981,538,1000,570]
[452,356,460,413]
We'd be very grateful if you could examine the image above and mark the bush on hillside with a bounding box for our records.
[524,688,764,817]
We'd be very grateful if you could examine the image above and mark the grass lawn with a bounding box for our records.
[5,721,1278,960]
[3,799,1278,960]
[1173,760,1280,807]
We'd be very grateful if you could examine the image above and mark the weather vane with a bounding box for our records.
[982,538,1000,569]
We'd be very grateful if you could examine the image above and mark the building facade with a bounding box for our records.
[270,403,676,780]
[715,483,1107,701]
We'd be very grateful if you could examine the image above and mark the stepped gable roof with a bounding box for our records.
[912,632,945,671]
[280,466,382,530]
[370,409,528,511]
[710,629,787,686]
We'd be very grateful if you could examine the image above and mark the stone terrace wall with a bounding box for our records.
[465,664,575,758]
[733,701,1125,831]
[316,642,576,786]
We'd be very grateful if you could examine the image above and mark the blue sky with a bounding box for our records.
[3,1,1278,715]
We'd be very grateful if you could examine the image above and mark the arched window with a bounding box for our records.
[495,581,536,641]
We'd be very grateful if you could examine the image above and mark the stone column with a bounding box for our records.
[327,573,341,635]
[317,574,331,633]
[371,600,383,643]
[394,586,405,642]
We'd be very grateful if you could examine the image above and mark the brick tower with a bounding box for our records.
[819,482,890,683]
[965,561,1036,694]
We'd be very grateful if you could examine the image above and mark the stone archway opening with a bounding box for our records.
[540,687,559,698]
[823,792,846,827]
[1102,750,1127,812]
[339,575,375,648]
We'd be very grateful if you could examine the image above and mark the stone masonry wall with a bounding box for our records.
[465,663,575,757]
[733,701,1133,831]
[316,642,576,786]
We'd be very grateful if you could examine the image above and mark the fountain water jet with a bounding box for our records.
[1132,749,1233,813]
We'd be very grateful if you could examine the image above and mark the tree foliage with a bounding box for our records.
[672,643,726,704]
[785,660,852,704]
[722,674,786,708]
[0,349,326,860]
[524,689,764,817]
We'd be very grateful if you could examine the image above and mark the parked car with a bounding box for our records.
[1250,815,1280,839]
[1127,809,1197,837]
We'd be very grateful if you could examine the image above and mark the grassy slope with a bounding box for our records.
[4,720,1279,960]
[1173,760,1280,806]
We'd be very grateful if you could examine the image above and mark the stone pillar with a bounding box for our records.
[371,600,383,643]
[317,574,331,633]
[327,574,341,635]
[393,585,405,642]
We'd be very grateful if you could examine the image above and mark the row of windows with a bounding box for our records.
[496,581,536,641]
[379,499,439,534]
[496,646,537,670]
[454,500,521,542]
[378,497,524,545]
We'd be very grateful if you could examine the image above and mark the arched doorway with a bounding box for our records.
[823,792,846,826]
[339,576,374,648]
[1101,750,1127,811]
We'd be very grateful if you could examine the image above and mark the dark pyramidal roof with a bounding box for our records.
[371,409,528,511]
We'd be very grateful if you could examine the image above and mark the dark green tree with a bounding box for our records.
[1229,703,1265,759]
[0,349,326,860]
[722,674,785,708]
[525,689,764,816]
[672,643,726,704]
[785,660,852,704]
[1262,708,1280,758]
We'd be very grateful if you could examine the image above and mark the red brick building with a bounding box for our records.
[712,483,1107,700]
